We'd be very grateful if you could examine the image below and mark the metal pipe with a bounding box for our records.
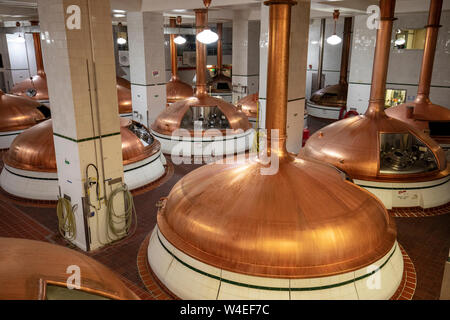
[339,17,352,85]
[415,0,443,105]
[29,21,44,75]
[317,18,325,90]
[169,17,178,80]
[216,23,223,75]
[265,0,297,157]
[365,0,396,117]
[195,9,208,96]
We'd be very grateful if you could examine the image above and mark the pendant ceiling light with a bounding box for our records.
[327,10,342,45]
[173,15,186,45]
[196,0,218,44]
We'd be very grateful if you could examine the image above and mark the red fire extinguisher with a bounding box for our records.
[302,128,310,147]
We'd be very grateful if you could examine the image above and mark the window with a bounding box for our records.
[394,28,426,50]
[385,89,406,108]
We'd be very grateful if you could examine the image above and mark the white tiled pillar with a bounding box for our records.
[38,0,126,251]
[127,12,167,128]
[258,0,310,153]
[232,10,260,104]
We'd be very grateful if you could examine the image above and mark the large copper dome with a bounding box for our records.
[4,118,160,172]
[158,155,396,278]
[152,94,250,136]
[0,90,49,132]
[166,76,194,104]
[116,77,133,114]
[236,92,258,119]
[300,111,449,181]
[0,237,139,300]
[11,71,49,102]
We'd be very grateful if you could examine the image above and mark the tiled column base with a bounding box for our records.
[389,202,450,218]
[390,245,417,300]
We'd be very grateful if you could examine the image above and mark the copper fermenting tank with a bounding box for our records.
[301,0,449,211]
[208,23,232,93]
[166,17,194,105]
[151,9,250,154]
[386,0,450,157]
[0,237,139,300]
[3,118,159,173]
[307,15,353,121]
[147,0,403,300]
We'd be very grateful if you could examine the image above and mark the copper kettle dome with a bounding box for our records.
[0,90,49,132]
[166,17,194,104]
[0,237,139,300]
[301,0,449,182]
[4,118,160,172]
[236,92,258,119]
[11,71,49,102]
[116,77,133,114]
[152,0,397,280]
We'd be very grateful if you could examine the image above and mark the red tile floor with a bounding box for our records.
[0,154,448,300]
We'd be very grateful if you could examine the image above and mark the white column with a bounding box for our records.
[38,0,126,251]
[127,12,167,128]
[258,0,310,153]
[232,10,260,103]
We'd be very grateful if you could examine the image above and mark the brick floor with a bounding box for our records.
[0,154,448,300]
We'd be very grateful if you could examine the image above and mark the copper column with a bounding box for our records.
[195,9,208,96]
[317,18,326,90]
[366,0,396,117]
[265,0,297,157]
[169,17,178,80]
[216,23,223,75]
[339,17,352,85]
[415,0,443,105]
[30,21,44,74]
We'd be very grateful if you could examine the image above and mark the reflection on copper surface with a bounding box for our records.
[0,90,48,132]
[116,77,133,114]
[155,0,397,279]
[4,118,160,172]
[386,0,449,141]
[0,237,139,300]
[301,0,449,182]
[209,23,232,93]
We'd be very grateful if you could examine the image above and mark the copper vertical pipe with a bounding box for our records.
[365,0,396,117]
[265,0,297,157]
[415,0,443,105]
[339,17,352,85]
[169,17,178,80]
[32,33,45,75]
[195,9,208,96]
[317,18,325,90]
[216,23,223,75]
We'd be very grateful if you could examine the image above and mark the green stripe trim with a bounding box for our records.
[348,82,450,89]
[358,177,450,191]
[4,167,58,181]
[0,132,21,137]
[53,132,121,143]
[156,230,396,292]
[124,154,161,173]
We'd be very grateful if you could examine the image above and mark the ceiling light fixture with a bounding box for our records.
[173,16,187,45]
[327,10,342,46]
[196,0,218,45]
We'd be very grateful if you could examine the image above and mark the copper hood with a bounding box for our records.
[4,118,160,172]
[309,16,352,108]
[209,23,232,93]
[152,10,250,137]
[236,92,258,119]
[155,0,396,279]
[10,29,132,114]
[386,0,450,144]
[0,90,49,132]
[0,237,139,300]
[301,0,449,182]
[166,16,194,104]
